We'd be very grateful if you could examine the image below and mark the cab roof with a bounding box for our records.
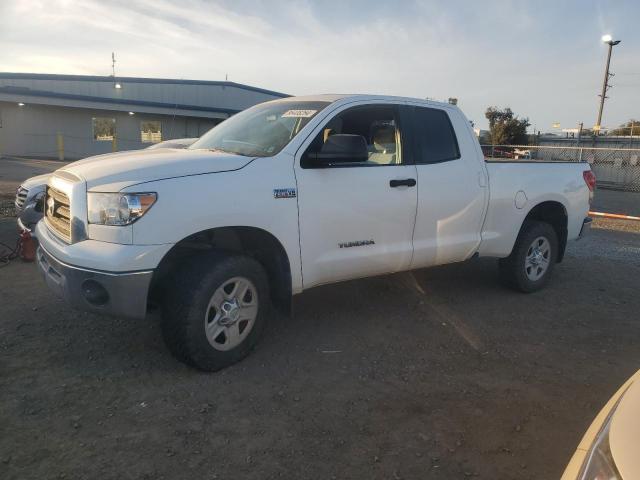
[275,93,454,110]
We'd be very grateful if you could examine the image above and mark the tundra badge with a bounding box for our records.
[273,188,297,199]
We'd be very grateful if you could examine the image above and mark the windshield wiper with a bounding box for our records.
[208,148,255,157]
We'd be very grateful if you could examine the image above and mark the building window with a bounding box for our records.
[93,117,116,141]
[141,121,162,143]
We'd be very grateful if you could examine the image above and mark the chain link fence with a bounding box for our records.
[481,144,640,192]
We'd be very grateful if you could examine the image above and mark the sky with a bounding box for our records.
[0,0,638,131]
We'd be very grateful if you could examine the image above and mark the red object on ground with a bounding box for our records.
[19,230,36,262]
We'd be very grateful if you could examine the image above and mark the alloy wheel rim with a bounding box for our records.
[204,276,258,351]
[525,236,551,281]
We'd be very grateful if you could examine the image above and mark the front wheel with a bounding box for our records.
[499,220,558,293]
[161,253,270,371]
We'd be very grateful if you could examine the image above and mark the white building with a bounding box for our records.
[0,72,288,160]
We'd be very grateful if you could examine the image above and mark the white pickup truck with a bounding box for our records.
[36,94,594,371]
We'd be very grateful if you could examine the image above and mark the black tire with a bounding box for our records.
[498,220,558,293]
[161,252,270,371]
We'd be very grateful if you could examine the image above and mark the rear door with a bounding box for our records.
[294,103,418,288]
[404,104,488,268]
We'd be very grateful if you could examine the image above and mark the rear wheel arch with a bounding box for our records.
[517,201,568,262]
[149,226,293,315]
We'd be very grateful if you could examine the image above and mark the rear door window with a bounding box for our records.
[409,106,460,164]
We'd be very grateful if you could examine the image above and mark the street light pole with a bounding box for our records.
[595,35,621,133]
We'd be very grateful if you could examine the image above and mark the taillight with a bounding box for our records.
[583,170,596,191]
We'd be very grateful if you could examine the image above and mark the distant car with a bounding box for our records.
[15,173,49,235]
[16,138,197,236]
[513,148,531,160]
[562,369,640,479]
[145,138,198,150]
[481,145,516,159]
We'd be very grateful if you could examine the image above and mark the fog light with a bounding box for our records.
[82,279,109,306]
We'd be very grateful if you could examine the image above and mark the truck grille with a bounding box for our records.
[15,186,28,210]
[45,186,72,242]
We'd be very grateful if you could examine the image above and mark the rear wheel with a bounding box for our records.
[161,253,270,371]
[499,220,558,293]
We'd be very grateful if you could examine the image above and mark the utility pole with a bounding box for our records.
[111,52,122,89]
[577,122,583,144]
[595,35,621,134]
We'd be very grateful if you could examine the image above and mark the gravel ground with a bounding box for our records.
[1,218,639,480]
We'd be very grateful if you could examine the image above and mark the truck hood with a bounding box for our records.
[21,173,51,193]
[59,148,255,190]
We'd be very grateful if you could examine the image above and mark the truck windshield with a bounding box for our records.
[190,100,331,157]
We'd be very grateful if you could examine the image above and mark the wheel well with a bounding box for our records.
[522,201,568,262]
[149,227,292,314]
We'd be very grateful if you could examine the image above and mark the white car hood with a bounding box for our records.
[59,148,255,190]
[610,378,640,479]
[21,173,51,192]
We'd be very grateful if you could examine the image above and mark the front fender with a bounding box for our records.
[128,157,303,293]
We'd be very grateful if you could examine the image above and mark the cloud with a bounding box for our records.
[0,0,638,130]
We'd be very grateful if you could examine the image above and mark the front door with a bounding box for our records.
[295,104,418,288]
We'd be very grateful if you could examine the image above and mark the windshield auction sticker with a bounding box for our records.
[282,110,317,118]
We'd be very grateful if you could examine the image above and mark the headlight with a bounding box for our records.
[579,396,624,480]
[87,192,157,226]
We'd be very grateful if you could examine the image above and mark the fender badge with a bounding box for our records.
[274,188,297,199]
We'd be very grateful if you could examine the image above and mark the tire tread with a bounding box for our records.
[161,252,269,371]
[499,220,558,293]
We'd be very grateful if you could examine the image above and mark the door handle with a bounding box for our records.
[389,178,416,188]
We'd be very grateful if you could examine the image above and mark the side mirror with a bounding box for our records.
[306,134,368,167]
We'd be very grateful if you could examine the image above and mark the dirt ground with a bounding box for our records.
[1,215,639,480]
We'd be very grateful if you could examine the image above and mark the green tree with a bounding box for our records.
[608,119,640,136]
[485,107,531,145]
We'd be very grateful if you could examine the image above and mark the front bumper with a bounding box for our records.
[17,216,31,233]
[16,201,44,237]
[37,244,153,319]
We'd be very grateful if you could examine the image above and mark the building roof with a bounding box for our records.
[0,72,289,119]
[0,72,289,97]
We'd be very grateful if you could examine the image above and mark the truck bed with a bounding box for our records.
[478,161,591,258]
